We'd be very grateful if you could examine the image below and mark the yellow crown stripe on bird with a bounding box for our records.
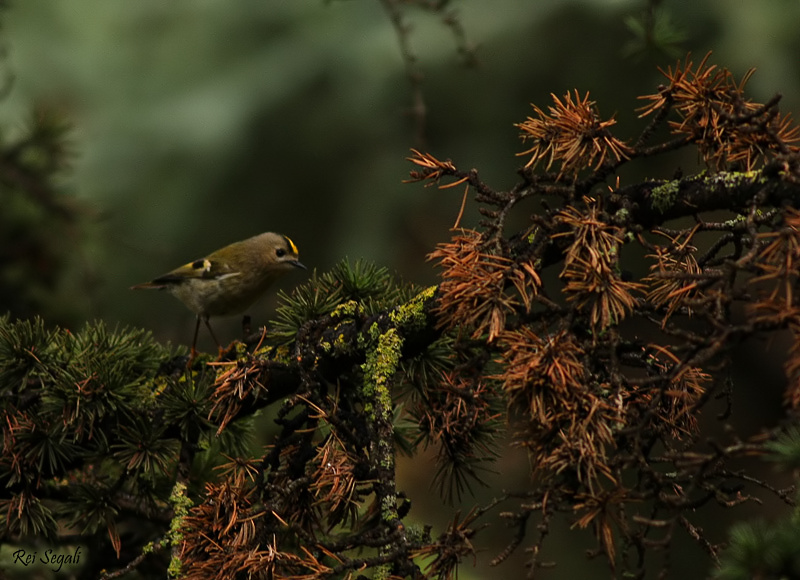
[283,235,299,256]
[132,232,306,355]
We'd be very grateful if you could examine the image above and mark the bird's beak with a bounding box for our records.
[291,260,307,270]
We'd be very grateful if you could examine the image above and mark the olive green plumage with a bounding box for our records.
[132,232,306,351]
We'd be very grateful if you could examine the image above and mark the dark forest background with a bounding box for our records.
[1,1,799,578]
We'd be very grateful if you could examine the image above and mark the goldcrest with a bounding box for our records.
[132,232,306,352]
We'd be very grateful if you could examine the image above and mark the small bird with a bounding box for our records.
[131,232,306,354]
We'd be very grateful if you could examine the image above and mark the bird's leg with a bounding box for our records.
[201,316,226,357]
[202,316,222,348]
[189,315,202,362]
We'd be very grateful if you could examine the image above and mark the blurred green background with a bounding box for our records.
[1,1,799,578]
[3,0,798,342]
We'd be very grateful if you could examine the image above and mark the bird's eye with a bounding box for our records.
[276,248,286,258]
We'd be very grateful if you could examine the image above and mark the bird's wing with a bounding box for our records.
[144,258,242,287]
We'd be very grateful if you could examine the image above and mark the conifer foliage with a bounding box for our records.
[406,53,800,577]
[3,54,800,579]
